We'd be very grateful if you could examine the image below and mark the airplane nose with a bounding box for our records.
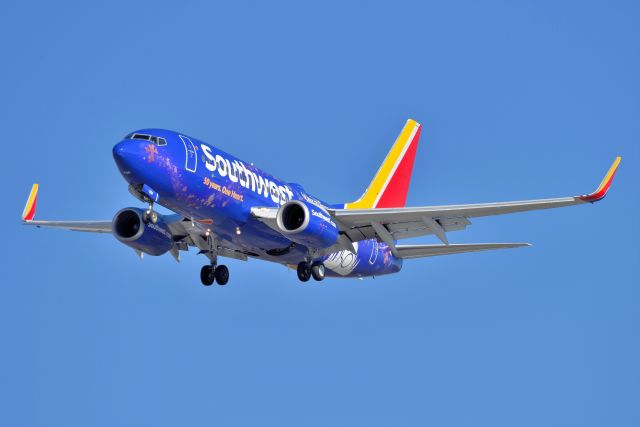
[113,138,169,193]
[113,140,138,173]
[113,141,127,164]
[113,141,127,160]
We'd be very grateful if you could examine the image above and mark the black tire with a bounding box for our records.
[297,262,311,282]
[311,263,325,281]
[200,265,215,286]
[215,265,229,286]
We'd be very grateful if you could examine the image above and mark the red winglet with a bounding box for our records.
[579,157,621,202]
[22,183,39,221]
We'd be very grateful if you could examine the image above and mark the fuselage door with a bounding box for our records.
[179,135,197,173]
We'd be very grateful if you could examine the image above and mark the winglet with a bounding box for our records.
[22,183,39,221]
[579,157,621,203]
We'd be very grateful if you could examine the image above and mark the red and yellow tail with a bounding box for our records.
[22,183,39,221]
[345,119,422,209]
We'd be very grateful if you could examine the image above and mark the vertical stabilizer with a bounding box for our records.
[345,119,421,209]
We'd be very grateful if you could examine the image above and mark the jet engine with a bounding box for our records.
[112,208,174,256]
[276,200,339,249]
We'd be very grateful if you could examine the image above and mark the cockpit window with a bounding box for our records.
[125,133,168,146]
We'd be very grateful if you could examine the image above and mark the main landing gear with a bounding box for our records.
[200,264,230,286]
[297,261,325,282]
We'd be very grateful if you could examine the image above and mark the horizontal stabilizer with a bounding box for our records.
[395,243,530,259]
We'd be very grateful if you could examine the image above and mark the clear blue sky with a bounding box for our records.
[1,1,638,426]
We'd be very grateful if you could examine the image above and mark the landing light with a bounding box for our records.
[235,227,242,235]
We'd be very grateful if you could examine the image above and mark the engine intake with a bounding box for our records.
[276,200,339,249]
[112,208,173,256]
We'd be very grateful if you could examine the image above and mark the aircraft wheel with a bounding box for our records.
[297,262,311,282]
[311,262,325,281]
[200,265,215,286]
[144,210,158,224]
[215,265,229,286]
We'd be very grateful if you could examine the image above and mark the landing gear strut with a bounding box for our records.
[200,264,230,286]
[297,261,325,282]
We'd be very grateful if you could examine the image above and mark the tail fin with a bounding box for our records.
[345,119,422,209]
[22,183,39,221]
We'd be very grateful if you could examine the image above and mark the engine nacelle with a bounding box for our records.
[112,208,174,256]
[276,200,339,249]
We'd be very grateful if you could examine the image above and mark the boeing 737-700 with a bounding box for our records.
[22,119,620,285]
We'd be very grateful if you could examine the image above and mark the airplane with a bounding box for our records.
[21,119,620,286]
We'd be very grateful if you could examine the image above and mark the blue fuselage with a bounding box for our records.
[112,129,402,278]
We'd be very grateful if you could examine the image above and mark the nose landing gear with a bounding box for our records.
[200,264,230,286]
[143,207,158,224]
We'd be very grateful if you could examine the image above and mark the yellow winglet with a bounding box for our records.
[579,156,621,202]
[22,183,39,221]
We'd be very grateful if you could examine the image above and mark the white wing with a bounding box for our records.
[328,157,621,254]
[21,184,249,263]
